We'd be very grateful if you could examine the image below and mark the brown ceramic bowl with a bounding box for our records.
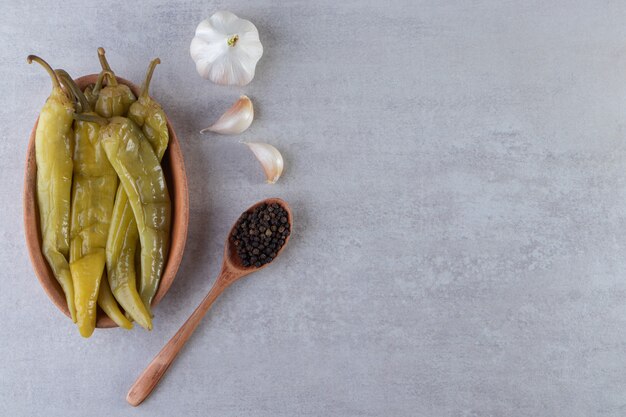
[23,74,189,328]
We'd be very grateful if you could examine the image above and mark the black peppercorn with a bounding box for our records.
[230,203,291,268]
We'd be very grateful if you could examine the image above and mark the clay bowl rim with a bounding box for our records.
[23,73,189,329]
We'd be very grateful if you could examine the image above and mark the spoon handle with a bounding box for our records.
[126,275,231,406]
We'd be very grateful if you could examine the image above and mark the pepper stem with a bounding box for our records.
[140,58,161,99]
[27,55,61,90]
[97,47,118,86]
[74,113,109,126]
[91,69,108,96]
[56,70,91,113]
[99,70,118,92]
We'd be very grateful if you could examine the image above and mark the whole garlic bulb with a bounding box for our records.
[190,11,264,86]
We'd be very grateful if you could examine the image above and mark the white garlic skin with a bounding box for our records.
[190,11,264,86]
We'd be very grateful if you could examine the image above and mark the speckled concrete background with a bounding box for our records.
[2,0,626,416]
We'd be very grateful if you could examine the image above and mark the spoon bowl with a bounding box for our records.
[127,198,292,406]
[222,197,293,277]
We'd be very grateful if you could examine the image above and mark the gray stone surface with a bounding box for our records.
[2,0,626,415]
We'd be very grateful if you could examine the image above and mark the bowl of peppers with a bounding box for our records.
[23,49,189,337]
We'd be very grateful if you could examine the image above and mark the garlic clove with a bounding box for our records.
[245,142,284,184]
[201,95,254,135]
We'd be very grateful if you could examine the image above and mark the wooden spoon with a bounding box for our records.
[126,198,293,406]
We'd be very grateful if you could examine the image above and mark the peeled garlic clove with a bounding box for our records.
[201,95,253,135]
[245,142,284,184]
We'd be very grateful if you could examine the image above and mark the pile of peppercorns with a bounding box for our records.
[231,202,291,268]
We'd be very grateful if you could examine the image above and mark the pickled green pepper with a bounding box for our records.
[59,72,119,337]
[95,47,136,117]
[106,58,168,329]
[97,270,133,329]
[128,58,169,159]
[106,185,151,329]
[28,56,77,323]
[115,57,170,313]
[30,51,173,334]
[100,117,171,319]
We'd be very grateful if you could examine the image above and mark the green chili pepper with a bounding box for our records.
[28,56,77,323]
[61,70,131,331]
[98,117,171,317]
[58,71,119,337]
[128,58,170,306]
[105,59,168,329]
[97,270,133,329]
[94,47,136,117]
[106,185,151,329]
[128,58,169,159]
